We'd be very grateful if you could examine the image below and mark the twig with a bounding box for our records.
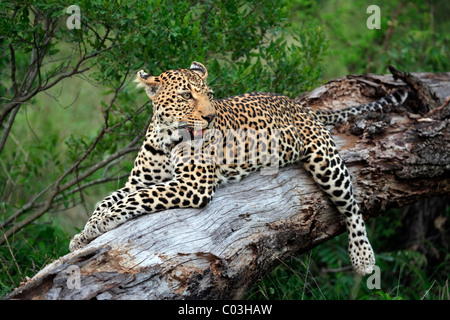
[421,280,436,300]
[0,105,20,155]
[9,44,19,96]
[320,266,353,273]
[3,233,22,277]
[382,0,406,52]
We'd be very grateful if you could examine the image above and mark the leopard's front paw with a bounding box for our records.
[69,216,114,251]
[69,232,89,252]
[69,227,98,252]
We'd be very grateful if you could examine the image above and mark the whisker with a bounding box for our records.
[155,117,203,131]
[170,118,201,126]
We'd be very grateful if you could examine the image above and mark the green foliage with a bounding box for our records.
[291,0,450,78]
[0,224,69,297]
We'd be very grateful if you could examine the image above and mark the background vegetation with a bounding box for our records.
[1,0,448,299]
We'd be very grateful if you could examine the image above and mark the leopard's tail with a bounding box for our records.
[314,89,408,126]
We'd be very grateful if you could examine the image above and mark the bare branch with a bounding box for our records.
[0,15,117,137]
[9,44,19,96]
[0,105,20,155]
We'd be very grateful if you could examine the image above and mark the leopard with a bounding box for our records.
[70,61,408,276]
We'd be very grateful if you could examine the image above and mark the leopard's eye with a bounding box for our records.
[207,92,214,100]
[180,92,193,100]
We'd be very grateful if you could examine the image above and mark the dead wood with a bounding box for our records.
[5,71,449,300]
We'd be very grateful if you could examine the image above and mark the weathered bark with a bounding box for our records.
[5,71,449,300]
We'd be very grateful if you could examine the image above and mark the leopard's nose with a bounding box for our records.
[202,114,216,124]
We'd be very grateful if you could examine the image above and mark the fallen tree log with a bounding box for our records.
[5,71,450,300]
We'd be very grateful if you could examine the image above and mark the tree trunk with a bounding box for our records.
[5,71,450,300]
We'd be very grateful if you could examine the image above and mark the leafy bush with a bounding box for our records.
[290,0,449,78]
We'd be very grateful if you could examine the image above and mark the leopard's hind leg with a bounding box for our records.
[300,127,375,275]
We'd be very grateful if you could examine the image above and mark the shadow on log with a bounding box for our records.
[5,71,450,300]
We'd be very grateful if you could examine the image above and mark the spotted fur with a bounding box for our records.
[70,62,408,275]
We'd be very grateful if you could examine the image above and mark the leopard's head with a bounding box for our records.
[136,61,216,143]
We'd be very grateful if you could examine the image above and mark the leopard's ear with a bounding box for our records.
[189,61,208,81]
[136,70,160,99]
